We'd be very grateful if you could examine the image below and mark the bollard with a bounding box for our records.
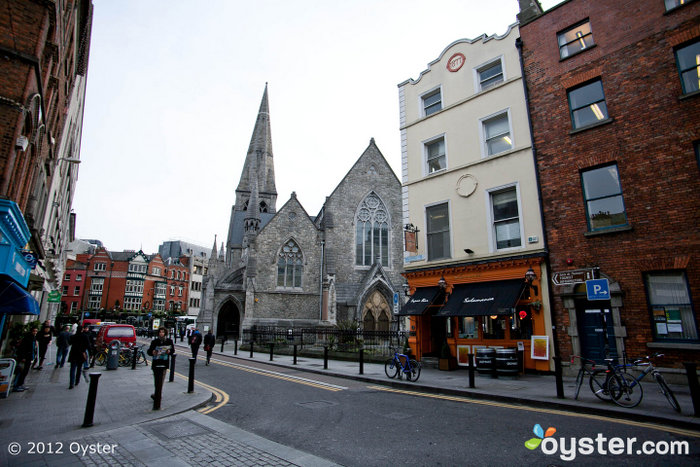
[131,345,138,370]
[82,373,102,427]
[468,353,475,388]
[220,337,225,353]
[250,341,254,358]
[293,344,298,365]
[153,367,165,410]
[359,348,364,375]
[684,362,700,416]
[554,355,564,399]
[234,338,238,355]
[188,358,195,394]
[169,354,176,383]
[324,346,328,369]
[270,343,274,361]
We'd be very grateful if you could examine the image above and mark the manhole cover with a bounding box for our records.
[145,419,213,440]
[295,400,338,409]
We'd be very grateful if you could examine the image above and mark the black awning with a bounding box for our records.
[0,276,40,315]
[438,279,525,317]
[397,286,440,316]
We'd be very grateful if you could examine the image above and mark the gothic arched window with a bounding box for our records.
[277,240,303,288]
[355,193,390,266]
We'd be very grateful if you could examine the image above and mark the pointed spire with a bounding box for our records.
[210,235,218,259]
[219,242,225,261]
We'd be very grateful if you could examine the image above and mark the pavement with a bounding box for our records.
[1,339,698,466]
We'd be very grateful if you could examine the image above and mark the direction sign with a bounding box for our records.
[551,269,595,286]
[47,290,61,303]
[586,279,610,301]
[393,292,399,315]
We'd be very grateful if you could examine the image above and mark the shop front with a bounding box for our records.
[400,258,553,372]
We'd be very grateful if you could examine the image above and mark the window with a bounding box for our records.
[62,285,68,295]
[355,193,390,266]
[568,80,609,129]
[74,286,80,296]
[155,283,166,297]
[558,20,594,59]
[70,302,77,312]
[152,267,161,276]
[491,188,522,249]
[426,203,450,261]
[88,296,101,309]
[154,299,165,311]
[128,263,147,273]
[483,112,512,156]
[178,286,183,296]
[277,240,303,288]
[477,59,504,91]
[581,164,628,231]
[665,0,694,11]
[76,274,82,281]
[64,273,70,281]
[90,277,104,293]
[675,40,700,95]
[645,271,698,341]
[425,137,446,174]
[459,317,477,339]
[94,262,106,272]
[123,297,142,310]
[125,279,143,295]
[422,88,442,116]
[169,285,175,295]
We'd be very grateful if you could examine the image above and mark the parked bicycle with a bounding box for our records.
[118,345,148,367]
[571,355,620,401]
[384,347,421,382]
[606,353,680,412]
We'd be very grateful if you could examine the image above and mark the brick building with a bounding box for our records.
[518,0,700,367]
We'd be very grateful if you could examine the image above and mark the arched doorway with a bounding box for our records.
[217,301,240,340]
[361,290,391,331]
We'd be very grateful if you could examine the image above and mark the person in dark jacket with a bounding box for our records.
[203,329,216,365]
[13,327,38,391]
[68,326,90,389]
[34,322,53,370]
[189,328,202,361]
[55,325,71,368]
[147,327,174,400]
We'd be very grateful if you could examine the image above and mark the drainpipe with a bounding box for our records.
[319,240,325,321]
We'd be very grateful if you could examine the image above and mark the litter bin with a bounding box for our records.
[106,340,121,370]
[475,347,495,375]
[495,348,519,377]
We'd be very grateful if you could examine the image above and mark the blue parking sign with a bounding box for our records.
[586,279,610,301]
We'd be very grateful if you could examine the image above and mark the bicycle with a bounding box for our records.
[118,345,148,367]
[570,355,620,401]
[606,353,680,412]
[384,347,421,382]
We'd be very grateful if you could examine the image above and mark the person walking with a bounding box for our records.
[34,322,53,370]
[203,329,215,365]
[55,325,71,368]
[147,327,174,401]
[12,327,38,392]
[189,328,202,362]
[68,325,90,389]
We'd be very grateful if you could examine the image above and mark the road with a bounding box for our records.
[186,353,699,466]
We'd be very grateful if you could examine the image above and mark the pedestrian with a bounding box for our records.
[55,325,71,368]
[190,328,202,361]
[12,327,38,392]
[34,322,53,370]
[203,329,215,365]
[147,327,174,401]
[68,325,90,389]
[84,325,97,369]
[179,326,185,342]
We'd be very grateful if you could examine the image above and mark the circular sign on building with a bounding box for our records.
[447,53,466,72]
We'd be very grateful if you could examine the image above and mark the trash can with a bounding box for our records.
[475,348,495,375]
[495,348,519,377]
[106,340,121,370]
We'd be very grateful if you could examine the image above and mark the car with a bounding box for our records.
[95,324,136,349]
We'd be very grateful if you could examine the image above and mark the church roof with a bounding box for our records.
[227,211,276,247]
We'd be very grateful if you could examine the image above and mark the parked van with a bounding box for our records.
[95,324,136,349]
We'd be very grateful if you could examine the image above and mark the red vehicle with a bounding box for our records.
[95,324,136,349]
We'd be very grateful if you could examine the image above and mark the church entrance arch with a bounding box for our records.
[361,290,391,331]
[217,301,241,340]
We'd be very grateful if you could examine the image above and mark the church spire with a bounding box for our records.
[210,235,218,259]
[235,83,277,214]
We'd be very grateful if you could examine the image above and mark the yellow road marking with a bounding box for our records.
[212,359,346,392]
[367,385,700,438]
[173,372,229,414]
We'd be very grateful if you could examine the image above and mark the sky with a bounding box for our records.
[73,0,562,255]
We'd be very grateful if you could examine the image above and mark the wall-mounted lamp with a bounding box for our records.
[15,136,29,151]
[438,277,447,289]
[464,248,474,254]
[525,267,538,298]
[403,282,410,296]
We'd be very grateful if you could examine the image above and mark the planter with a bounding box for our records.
[439,357,458,371]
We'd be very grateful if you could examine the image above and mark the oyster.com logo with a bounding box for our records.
[524,423,556,450]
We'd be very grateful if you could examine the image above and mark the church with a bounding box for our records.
[198,86,404,339]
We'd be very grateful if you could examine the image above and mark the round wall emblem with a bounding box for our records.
[447,53,466,72]
[456,174,478,197]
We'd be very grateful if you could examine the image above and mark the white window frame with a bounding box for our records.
[479,109,513,158]
[90,277,104,293]
[94,262,106,272]
[423,134,447,176]
[425,200,452,261]
[76,274,82,281]
[420,86,442,117]
[474,56,505,92]
[485,183,524,253]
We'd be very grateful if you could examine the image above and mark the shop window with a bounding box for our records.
[483,315,506,339]
[645,271,698,341]
[510,307,533,340]
[458,317,478,339]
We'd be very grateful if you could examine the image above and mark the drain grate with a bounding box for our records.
[145,419,214,440]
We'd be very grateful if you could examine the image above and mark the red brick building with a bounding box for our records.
[518,0,700,368]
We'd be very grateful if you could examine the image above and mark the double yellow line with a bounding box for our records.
[213,359,346,392]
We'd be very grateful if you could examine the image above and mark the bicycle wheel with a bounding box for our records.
[94,351,107,366]
[384,358,399,379]
[138,350,148,365]
[406,359,421,382]
[589,369,614,400]
[655,374,681,413]
[608,372,643,408]
[118,352,131,367]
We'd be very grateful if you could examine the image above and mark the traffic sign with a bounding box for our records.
[551,269,595,286]
[47,290,61,303]
[393,291,399,314]
[586,279,610,301]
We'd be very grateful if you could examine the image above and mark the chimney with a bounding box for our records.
[517,0,543,25]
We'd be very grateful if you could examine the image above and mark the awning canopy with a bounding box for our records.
[0,276,40,315]
[397,286,440,316]
[438,279,525,317]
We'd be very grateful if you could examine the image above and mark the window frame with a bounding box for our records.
[557,19,595,60]
[665,0,696,12]
[567,79,609,130]
[674,39,700,95]
[475,57,505,92]
[94,262,106,272]
[425,201,452,261]
[487,184,524,252]
[354,192,391,267]
[277,239,304,289]
[480,109,513,157]
[580,163,628,232]
[644,270,698,342]
[421,87,442,117]
[423,134,447,175]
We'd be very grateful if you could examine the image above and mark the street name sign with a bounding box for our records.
[551,269,595,286]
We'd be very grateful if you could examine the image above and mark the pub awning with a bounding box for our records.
[0,276,40,315]
[437,279,525,317]
[397,286,440,316]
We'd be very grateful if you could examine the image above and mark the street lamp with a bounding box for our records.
[525,267,538,298]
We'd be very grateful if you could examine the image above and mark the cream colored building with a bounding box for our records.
[397,23,553,372]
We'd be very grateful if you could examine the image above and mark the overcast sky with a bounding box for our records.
[73,0,562,255]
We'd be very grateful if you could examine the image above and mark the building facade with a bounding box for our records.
[398,23,552,371]
[518,0,700,368]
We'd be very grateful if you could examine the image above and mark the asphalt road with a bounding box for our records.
[193,354,700,466]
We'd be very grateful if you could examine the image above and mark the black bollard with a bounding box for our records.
[269,343,274,361]
[554,355,564,399]
[359,348,364,375]
[684,362,700,416]
[220,337,225,353]
[234,338,238,355]
[131,345,138,370]
[250,341,254,358]
[324,346,328,369]
[188,358,195,394]
[153,367,165,410]
[468,353,475,388]
[82,373,102,427]
[169,354,176,383]
[293,344,297,365]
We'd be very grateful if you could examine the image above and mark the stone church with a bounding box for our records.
[198,86,404,339]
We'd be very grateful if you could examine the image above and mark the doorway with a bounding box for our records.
[576,299,618,363]
[217,301,240,340]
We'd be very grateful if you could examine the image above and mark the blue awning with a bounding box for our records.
[0,276,40,315]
